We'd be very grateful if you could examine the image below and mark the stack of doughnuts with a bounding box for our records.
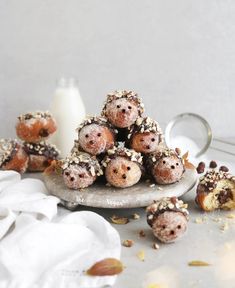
[0,111,59,173]
[60,90,189,189]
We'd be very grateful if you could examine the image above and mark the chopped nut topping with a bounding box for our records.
[102,146,143,167]
[122,239,134,247]
[18,111,52,121]
[146,197,189,221]
[24,141,60,158]
[102,90,144,117]
[198,169,234,191]
[0,139,18,166]
[61,151,103,177]
[127,117,163,141]
[76,116,117,134]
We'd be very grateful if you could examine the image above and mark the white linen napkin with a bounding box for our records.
[0,171,121,288]
[0,211,121,288]
[0,171,60,239]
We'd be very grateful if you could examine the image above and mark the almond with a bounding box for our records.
[87,258,124,276]
[188,260,210,266]
[137,250,145,261]
[122,239,134,247]
[110,215,129,225]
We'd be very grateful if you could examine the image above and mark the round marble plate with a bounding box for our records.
[44,169,197,210]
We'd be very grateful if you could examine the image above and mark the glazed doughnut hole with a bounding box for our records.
[78,124,115,155]
[105,156,142,188]
[105,98,139,128]
[152,211,188,243]
[130,132,160,153]
[63,165,96,189]
[153,155,184,185]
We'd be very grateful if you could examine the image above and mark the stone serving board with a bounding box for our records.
[44,169,198,210]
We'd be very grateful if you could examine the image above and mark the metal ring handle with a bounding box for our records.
[165,113,212,158]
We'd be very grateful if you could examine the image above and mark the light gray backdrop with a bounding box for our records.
[0,0,234,138]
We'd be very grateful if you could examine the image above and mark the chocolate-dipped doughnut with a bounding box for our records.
[101,90,144,128]
[146,197,189,243]
[195,168,235,212]
[146,148,185,184]
[24,142,60,172]
[0,139,29,173]
[62,151,103,189]
[102,146,143,188]
[127,117,163,154]
[16,111,57,143]
[77,116,117,156]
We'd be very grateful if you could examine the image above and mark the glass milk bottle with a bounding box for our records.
[50,78,86,158]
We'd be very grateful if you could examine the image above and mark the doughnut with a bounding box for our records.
[127,117,163,154]
[61,151,103,189]
[195,168,235,212]
[77,116,117,156]
[146,197,189,243]
[101,90,144,128]
[146,147,185,184]
[102,146,143,188]
[16,111,57,143]
[24,142,60,172]
[0,139,29,173]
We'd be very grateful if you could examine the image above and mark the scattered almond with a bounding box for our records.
[86,258,124,276]
[139,230,146,237]
[44,160,62,175]
[188,260,210,267]
[195,217,203,224]
[220,222,229,232]
[226,214,235,219]
[132,213,140,220]
[122,239,134,247]
[175,147,181,155]
[182,151,195,170]
[147,284,166,288]
[152,243,160,250]
[137,250,145,261]
[224,242,232,251]
[110,215,129,225]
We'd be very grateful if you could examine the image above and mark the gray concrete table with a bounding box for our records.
[26,141,235,288]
